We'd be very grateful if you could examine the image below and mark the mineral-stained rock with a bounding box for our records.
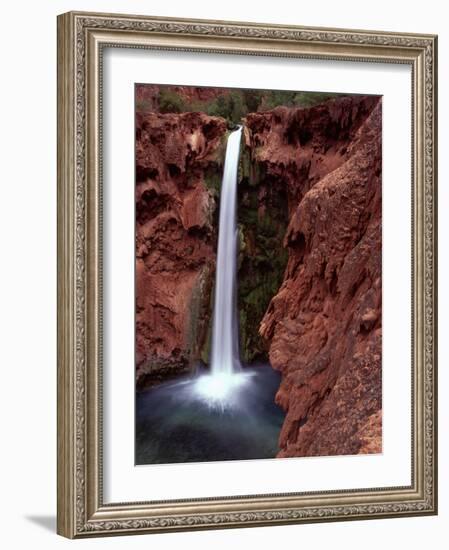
[136,84,229,114]
[135,111,227,389]
[237,148,289,363]
[135,93,383,458]
[248,95,382,457]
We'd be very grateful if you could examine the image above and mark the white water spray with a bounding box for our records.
[210,126,242,375]
[193,126,253,407]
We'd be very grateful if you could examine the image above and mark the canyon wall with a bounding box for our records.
[136,85,228,114]
[245,95,382,456]
[135,92,382,458]
[135,111,227,388]
[237,142,289,362]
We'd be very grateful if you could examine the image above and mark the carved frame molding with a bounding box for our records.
[57,11,437,538]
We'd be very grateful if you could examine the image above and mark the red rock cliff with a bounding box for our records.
[245,96,382,456]
[135,111,227,388]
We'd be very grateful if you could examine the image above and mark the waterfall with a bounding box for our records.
[193,126,253,407]
[210,126,242,375]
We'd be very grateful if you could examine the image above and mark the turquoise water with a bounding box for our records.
[135,364,285,465]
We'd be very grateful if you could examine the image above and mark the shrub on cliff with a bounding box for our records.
[261,90,342,110]
[158,89,187,113]
[205,91,246,123]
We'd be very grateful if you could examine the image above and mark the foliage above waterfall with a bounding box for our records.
[137,84,345,125]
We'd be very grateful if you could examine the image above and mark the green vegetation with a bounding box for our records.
[205,91,247,123]
[158,89,187,113]
[153,85,342,364]
[156,87,345,124]
[237,147,289,363]
[158,89,257,123]
[203,169,222,194]
[188,265,215,367]
[261,90,341,110]
[136,98,152,112]
[198,146,290,365]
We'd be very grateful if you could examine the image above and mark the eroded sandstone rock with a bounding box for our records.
[136,95,383,459]
[135,111,227,388]
[247,96,382,456]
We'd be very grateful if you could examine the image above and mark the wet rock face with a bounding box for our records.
[135,111,227,389]
[247,96,382,457]
[237,147,289,363]
[135,94,382,458]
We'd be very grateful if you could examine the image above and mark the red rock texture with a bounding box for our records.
[135,92,382,458]
[174,86,229,104]
[247,96,383,457]
[136,84,228,113]
[135,111,227,388]
[136,84,161,112]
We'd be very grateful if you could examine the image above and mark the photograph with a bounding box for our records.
[134,83,383,465]
[55,9,437,538]
[0,0,444,544]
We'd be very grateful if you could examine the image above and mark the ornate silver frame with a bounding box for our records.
[57,11,438,538]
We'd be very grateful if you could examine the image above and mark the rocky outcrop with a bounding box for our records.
[237,146,289,363]
[245,96,382,457]
[135,93,383,458]
[136,84,228,114]
[135,111,227,389]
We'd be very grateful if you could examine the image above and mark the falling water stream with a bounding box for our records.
[210,126,242,375]
[192,126,254,405]
[136,127,285,465]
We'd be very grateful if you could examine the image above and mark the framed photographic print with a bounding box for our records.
[57,11,438,538]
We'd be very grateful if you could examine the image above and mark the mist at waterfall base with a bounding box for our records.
[136,364,285,464]
[136,127,285,465]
